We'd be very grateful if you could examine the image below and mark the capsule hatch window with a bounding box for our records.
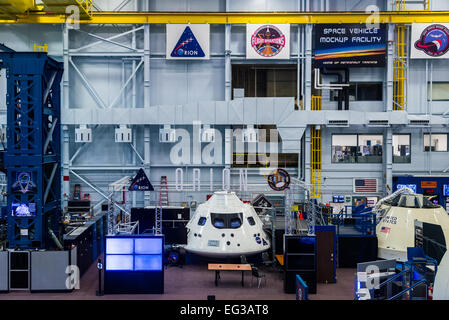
[211,213,243,229]
[197,217,207,226]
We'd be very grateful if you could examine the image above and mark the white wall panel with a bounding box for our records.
[0,25,63,56]
[227,0,298,12]
[328,0,386,11]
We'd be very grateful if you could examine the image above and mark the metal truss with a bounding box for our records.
[1,52,63,249]
[67,25,145,110]
[62,15,151,208]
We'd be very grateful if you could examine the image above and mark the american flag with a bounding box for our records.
[354,178,377,193]
[380,227,391,233]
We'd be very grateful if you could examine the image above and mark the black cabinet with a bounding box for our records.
[338,236,377,268]
[284,235,317,294]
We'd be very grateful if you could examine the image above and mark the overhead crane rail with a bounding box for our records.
[0,0,35,19]
[0,10,448,24]
[41,0,93,19]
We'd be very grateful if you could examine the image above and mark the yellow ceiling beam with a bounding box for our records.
[41,0,92,19]
[0,11,449,24]
[0,0,36,19]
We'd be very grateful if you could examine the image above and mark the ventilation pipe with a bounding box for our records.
[321,68,350,110]
[321,68,343,110]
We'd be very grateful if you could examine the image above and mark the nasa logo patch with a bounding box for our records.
[267,168,291,191]
[250,25,286,58]
[171,26,205,58]
[415,24,449,57]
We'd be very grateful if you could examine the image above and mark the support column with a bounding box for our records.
[386,23,394,112]
[63,24,69,110]
[385,128,393,195]
[63,126,70,211]
[144,23,150,108]
[297,24,302,177]
[304,22,313,187]
[387,0,394,11]
[132,126,137,208]
[144,126,151,206]
[304,127,311,190]
[225,23,232,101]
[304,23,313,111]
[132,27,137,109]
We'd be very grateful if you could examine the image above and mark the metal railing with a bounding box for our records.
[388,279,429,300]
[325,208,377,237]
[34,43,48,52]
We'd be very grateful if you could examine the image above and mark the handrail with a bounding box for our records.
[388,279,429,300]
[373,268,410,291]
[326,210,377,236]
[405,255,439,283]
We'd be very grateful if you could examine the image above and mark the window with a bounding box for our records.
[213,218,225,229]
[332,134,383,163]
[247,217,256,226]
[198,217,207,226]
[428,82,449,101]
[211,213,243,229]
[230,218,242,228]
[332,135,357,163]
[232,153,299,168]
[424,133,448,152]
[230,125,298,168]
[393,135,411,163]
[232,64,298,104]
[330,82,383,101]
[357,83,383,101]
[358,135,383,163]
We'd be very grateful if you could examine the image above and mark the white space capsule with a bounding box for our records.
[376,193,449,262]
[184,191,271,257]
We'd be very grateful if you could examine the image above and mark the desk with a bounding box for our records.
[208,264,252,287]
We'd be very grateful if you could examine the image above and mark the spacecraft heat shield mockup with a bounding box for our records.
[184,191,271,257]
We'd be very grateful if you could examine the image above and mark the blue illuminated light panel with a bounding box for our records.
[105,237,163,271]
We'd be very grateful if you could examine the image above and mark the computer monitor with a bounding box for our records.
[11,203,36,217]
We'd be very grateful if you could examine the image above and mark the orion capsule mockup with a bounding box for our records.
[184,191,271,257]
[376,193,449,262]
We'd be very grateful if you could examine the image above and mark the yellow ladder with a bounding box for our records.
[311,96,322,199]
[394,25,407,111]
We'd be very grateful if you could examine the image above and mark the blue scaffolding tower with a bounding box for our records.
[0,52,63,249]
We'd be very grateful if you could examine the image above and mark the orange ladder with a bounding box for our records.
[159,176,169,206]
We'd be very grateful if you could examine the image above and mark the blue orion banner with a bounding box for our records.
[314,24,387,68]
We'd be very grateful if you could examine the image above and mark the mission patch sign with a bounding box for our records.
[166,24,210,60]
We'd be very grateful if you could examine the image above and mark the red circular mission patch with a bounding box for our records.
[250,25,286,57]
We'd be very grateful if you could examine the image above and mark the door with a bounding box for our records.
[316,231,335,284]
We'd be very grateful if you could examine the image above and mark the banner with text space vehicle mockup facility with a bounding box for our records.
[411,24,449,59]
[314,24,387,68]
[166,24,210,60]
[246,24,290,60]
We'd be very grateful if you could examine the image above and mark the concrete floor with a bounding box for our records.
[0,262,356,300]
